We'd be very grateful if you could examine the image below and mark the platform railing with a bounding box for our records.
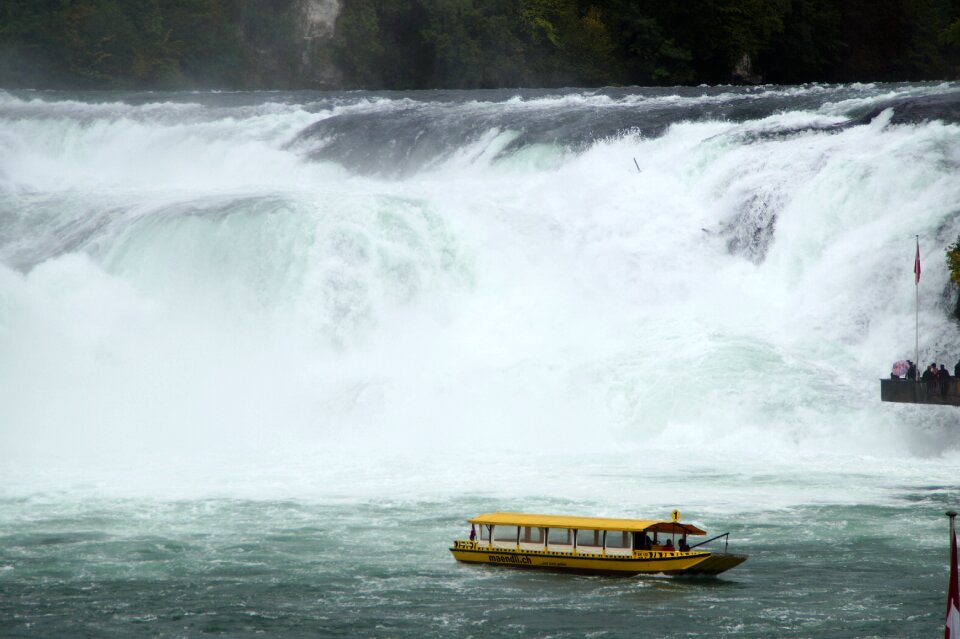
[880,378,960,406]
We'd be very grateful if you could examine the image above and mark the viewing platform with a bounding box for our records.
[880,378,960,407]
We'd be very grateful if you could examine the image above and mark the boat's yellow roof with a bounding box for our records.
[468,512,707,536]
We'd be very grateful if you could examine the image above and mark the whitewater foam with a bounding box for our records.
[2,84,960,499]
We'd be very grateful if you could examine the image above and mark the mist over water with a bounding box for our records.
[2,84,960,637]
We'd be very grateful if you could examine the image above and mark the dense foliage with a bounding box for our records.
[948,236,960,286]
[946,236,960,320]
[1,0,959,89]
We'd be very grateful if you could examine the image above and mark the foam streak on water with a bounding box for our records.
[1,84,960,637]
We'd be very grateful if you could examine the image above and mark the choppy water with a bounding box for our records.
[2,83,960,637]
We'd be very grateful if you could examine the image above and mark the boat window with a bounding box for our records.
[492,525,519,543]
[547,528,572,545]
[520,526,544,544]
[576,529,602,548]
[479,525,491,541]
[605,531,630,549]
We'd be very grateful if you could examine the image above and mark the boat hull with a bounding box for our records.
[676,552,748,576]
[449,541,712,576]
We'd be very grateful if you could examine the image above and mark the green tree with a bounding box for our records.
[946,235,960,319]
[419,0,492,88]
[160,0,247,88]
[61,1,141,86]
[902,0,955,78]
[126,0,179,86]
[0,0,64,87]
[614,0,788,83]
[508,0,618,86]
[947,236,960,287]
[758,0,842,83]
[592,0,694,84]
[566,5,619,84]
[946,18,960,46]
[335,0,386,87]
[334,0,430,88]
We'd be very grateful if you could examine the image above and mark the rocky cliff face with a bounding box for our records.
[243,0,342,89]
[300,0,340,34]
[732,53,762,85]
[295,0,342,87]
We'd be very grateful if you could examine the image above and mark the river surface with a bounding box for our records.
[2,83,960,637]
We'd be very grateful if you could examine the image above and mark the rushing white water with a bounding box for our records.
[1,84,960,508]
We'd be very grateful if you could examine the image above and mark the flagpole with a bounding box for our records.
[916,235,920,377]
[947,510,959,639]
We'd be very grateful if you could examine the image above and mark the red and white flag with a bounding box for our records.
[947,520,959,639]
[915,239,922,285]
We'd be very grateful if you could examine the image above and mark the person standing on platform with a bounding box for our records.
[941,364,952,398]
[924,364,938,396]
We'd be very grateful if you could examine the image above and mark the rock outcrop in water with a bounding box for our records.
[732,54,763,85]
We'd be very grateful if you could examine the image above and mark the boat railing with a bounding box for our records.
[456,530,734,554]
[688,532,730,554]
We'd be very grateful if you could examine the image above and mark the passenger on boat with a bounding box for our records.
[663,539,675,552]
[679,538,690,552]
[469,525,476,541]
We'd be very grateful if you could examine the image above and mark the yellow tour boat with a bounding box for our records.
[450,511,747,576]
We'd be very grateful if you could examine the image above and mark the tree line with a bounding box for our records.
[1,0,959,90]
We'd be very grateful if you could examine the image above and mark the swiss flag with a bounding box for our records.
[915,239,922,285]
[947,520,959,639]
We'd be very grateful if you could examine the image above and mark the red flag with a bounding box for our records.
[915,239,922,284]
[947,520,959,638]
